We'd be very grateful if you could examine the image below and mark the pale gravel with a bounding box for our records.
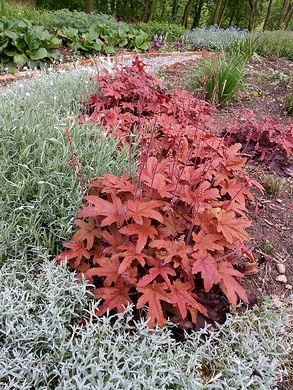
[115,53,201,72]
[0,53,202,90]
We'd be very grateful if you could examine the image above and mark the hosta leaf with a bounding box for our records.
[0,39,9,52]
[104,45,115,54]
[4,49,18,57]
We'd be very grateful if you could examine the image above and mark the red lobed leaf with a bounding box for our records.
[78,194,126,228]
[170,279,208,320]
[137,282,172,328]
[191,251,220,292]
[93,285,132,316]
[218,261,248,308]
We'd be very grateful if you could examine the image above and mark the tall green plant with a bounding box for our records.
[185,53,246,106]
[226,33,260,60]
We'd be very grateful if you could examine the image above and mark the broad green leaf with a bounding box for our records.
[30,47,48,60]
[4,49,18,57]
[104,45,115,54]
[24,32,40,51]
[46,37,61,49]
[14,37,27,53]
[4,30,18,40]
[13,53,27,67]
[0,39,8,52]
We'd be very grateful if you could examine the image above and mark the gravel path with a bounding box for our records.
[111,53,202,72]
[0,52,203,87]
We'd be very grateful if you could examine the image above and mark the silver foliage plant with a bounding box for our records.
[0,64,291,390]
[184,26,247,51]
[0,260,291,389]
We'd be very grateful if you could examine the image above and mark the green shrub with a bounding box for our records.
[254,30,293,60]
[0,17,61,68]
[185,53,246,106]
[226,33,261,60]
[284,93,293,116]
[134,21,185,43]
[39,9,125,34]
[57,23,149,55]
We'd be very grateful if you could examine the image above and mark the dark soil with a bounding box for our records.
[159,57,293,303]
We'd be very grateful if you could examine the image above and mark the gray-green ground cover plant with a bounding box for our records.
[183,27,247,51]
[0,66,291,389]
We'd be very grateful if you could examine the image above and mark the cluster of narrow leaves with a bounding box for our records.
[58,59,261,329]
[226,111,293,173]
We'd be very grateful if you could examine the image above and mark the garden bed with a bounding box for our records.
[159,57,293,305]
[0,66,292,389]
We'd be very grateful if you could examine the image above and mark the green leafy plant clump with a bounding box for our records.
[0,16,61,68]
[0,15,150,70]
[255,30,293,60]
[185,53,246,106]
[57,23,149,55]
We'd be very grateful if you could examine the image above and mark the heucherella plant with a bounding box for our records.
[58,59,263,330]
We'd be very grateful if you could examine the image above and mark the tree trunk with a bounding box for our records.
[278,0,289,27]
[192,0,204,28]
[110,0,116,14]
[263,0,274,30]
[160,0,167,19]
[229,0,238,26]
[284,1,293,27]
[248,0,258,31]
[130,0,136,17]
[212,0,223,25]
[181,0,193,27]
[285,8,293,27]
[147,0,155,22]
[142,0,149,22]
[172,0,178,17]
[85,0,94,13]
[218,0,228,26]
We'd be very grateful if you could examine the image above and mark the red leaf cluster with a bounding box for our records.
[58,59,260,329]
[226,111,293,172]
[79,57,210,147]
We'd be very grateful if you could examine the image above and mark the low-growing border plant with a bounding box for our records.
[226,110,293,172]
[58,59,262,330]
